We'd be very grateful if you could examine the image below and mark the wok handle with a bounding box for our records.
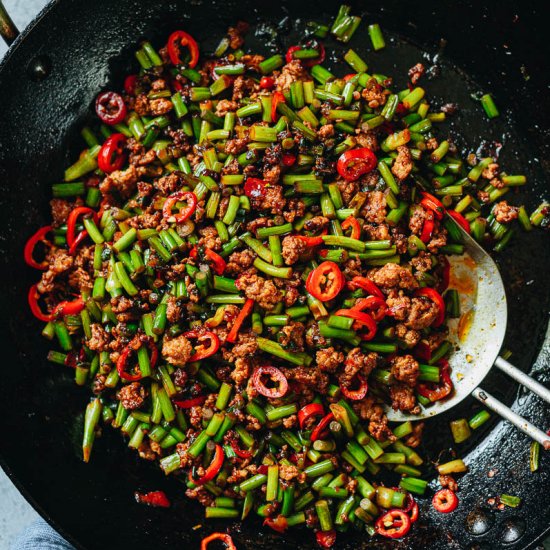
[472,387,550,449]
[0,0,19,46]
[494,355,550,405]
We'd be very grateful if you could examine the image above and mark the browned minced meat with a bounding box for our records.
[282,366,329,394]
[385,290,410,321]
[353,397,394,441]
[50,199,74,227]
[240,54,264,71]
[395,323,421,348]
[198,226,222,251]
[246,216,273,235]
[215,99,238,117]
[232,76,258,101]
[493,200,519,223]
[305,321,327,349]
[390,354,419,386]
[225,249,256,276]
[87,323,110,352]
[281,235,307,265]
[166,296,182,323]
[222,332,257,362]
[100,165,139,199]
[340,348,378,386]
[161,334,192,366]
[117,382,146,410]
[343,258,362,279]
[279,463,301,481]
[149,98,173,115]
[155,173,180,194]
[274,61,311,92]
[410,252,432,274]
[185,486,214,507]
[230,357,252,387]
[227,21,249,49]
[370,263,419,291]
[408,205,426,235]
[408,62,425,85]
[355,129,378,151]
[337,178,359,206]
[263,164,281,185]
[37,248,74,293]
[390,383,419,413]
[427,224,448,253]
[404,422,424,448]
[364,223,390,241]
[425,137,438,150]
[477,190,490,204]
[439,474,458,492]
[224,137,250,155]
[361,191,387,224]
[68,267,93,291]
[235,271,282,311]
[283,198,306,223]
[257,185,285,215]
[278,322,305,351]
[315,347,344,373]
[481,162,499,180]
[318,124,335,140]
[404,296,439,330]
[361,78,389,108]
[304,216,329,233]
[391,146,413,181]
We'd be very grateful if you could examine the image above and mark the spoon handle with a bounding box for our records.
[472,387,550,449]
[494,356,550,404]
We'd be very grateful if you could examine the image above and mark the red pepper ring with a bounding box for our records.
[124,75,138,95]
[163,191,198,223]
[28,284,53,322]
[200,533,237,550]
[263,516,289,534]
[316,529,337,548]
[375,509,412,539]
[183,330,220,362]
[341,216,361,240]
[190,246,227,276]
[282,153,297,167]
[420,191,445,220]
[420,215,435,244]
[285,41,326,68]
[337,147,377,182]
[226,298,254,344]
[352,296,387,322]
[192,444,224,485]
[432,488,459,513]
[335,309,377,341]
[67,207,99,251]
[417,361,453,402]
[271,91,286,122]
[97,133,127,173]
[447,209,471,234]
[348,275,385,299]
[134,490,171,508]
[305,261,345,302]
[230,439,253,459]
[297,227,328,247]
[24,226,53,270]
[414,287,445,327]
[95,91,127,126]
[116,337,158,382]
[244,177,268,201]
[173,395,207,409]
[343,73,357,82]
[310,412,335,442]
[298,403,325,430]
[27,285,85,323]
[340,373,368,401]
[167,30,200,68]
[252,366,289,398]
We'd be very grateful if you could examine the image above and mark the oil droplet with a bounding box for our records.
[458,309,474,341]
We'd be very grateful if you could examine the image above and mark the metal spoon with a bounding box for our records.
[386,215,550,449]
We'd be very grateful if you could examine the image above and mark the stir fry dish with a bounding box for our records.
[24,5,547,548]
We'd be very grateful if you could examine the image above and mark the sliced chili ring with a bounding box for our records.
[282,153,296,167]
[349,276,384,299]
[163,191,197,223]
[417,361,453,402]
[97,133,127,173]
[375,509,412,539]
[24,226,53,270]
[260,76,275,90]
[67,207,99,252]
[420,215,435,244]
[316,529,337,548]
[310,412,335,442]
[116,337,158,381]
[200,533,237,550]
[340,373,368,401]
[173,395,207,409]
[432,488,459,513]
[230,439,253,459]
[95,91,127,126]
[420,191,445,220]
[135,490,171,508]
[226,298,254,344]
[337,147,377,182]
[306,261,345,302]
[335,309,377,341]
[183,330,220,362]
[447,209,471,234]
[167,30,200,68]
[190,246,227,276]
[298,403,325,430]
[352,296,387,322]
[28,284,52,322]
[271,91,286,122]
[263,515,288,533]
[124,75,138,95]
[194,444,224,485]
[341,216,361,239]
[414,287,445,327]
[252,366,289,398]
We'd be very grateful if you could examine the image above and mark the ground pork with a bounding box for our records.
[232,76,258,101]
[439,474,458,492]
[155,173,180,194]
[370,263,419,291]
[316,347,344,373]
[278,322,305,351]
[404,422,424,448]
[215,99,238,117]
[117,382,146,410]
[227,21,249,49]
[280,463,301,481]
[166,296,182,323]
[100,165,138,199]
[361,78,389,108]
[390,355,419,386]
[343,258,362,279]
[226,249,256,276]
[149,98,173,116]
[305,321,327,349]
[386,290,411,321]
[408,205,426,235]
[263,164,281,185]
[235,272,282,310]
[353,397,394,441]
[50,199,74,227]
[198,226,221,251]
[256,185,285,214]
[230,357,252,387]
[37,249,74,294]
[361,191,387,223]
[283,199,306,223]
[355,129,378,151]
[274,61,311,92]
[282,366,329,394]
[395,323,421,348]
[408,62,425,85]
[68,267,93,291]
[87,323,110,352]
[318,124,335,140]
[162,335,193,366]
[303,216,329,233]
[392,146,413,181]
[340,348,378,386]
[390,383,419,413]
[224,137,250,155]
[493,200,518,223]
[481,163,499,180]
[337,178,359,206]
[404,297,439,330]
[222,332,257,362]
[281,235,307,265]
[363,223,390,241]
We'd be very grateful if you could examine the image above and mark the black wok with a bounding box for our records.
[0,0,549,548]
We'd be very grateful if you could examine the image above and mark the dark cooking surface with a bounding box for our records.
[0,0,549,548]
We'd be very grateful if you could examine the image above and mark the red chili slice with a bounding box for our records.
[167,30,199,68]
[230,439,253,459]
[28,284,53,322]
[260,76,275,90]
[310,412,335,442]
[297,227,328,247]
[420,215,435,244]
[24,226,52,270]
[375,509,412,539]
[352,296,387,322]
[28,285,85,323]
[271,91,286,122]
[412,341,432,362]
[226,298,254,344]
[417,360,453,402]
[51,297,85,319]
[432,488,459,513]
[69,230,89,256]
[124,75,138,95]
[316,529,337,548]
[66,207,99,253]
[173,395,207,409]
[97,133,127,173]
[335,309,377,341]
[163,191,197,223]
[183,330,220,362]
[340,373,368,401]
[285,41,325,67]
[116,337,158,381]
[341,216,361,239]
[244,177,267,201]
[135,490,171,508]
[349,276,384,299]
[420,191,445,220]
[337,147,377,182]
[306,261,345,302]
[201,533,237,550]
[298,403,325,430]
[194,444,224,485]
[263,515,288,533]
[282,153,297,167]
[401,493,419,523]
[414,287,445,327]
[95,91,127,126]
[436,255,451,294]
[447,210,471,234]
[252,366,289,398]
[190,246,226,276]
[343,73,357,82]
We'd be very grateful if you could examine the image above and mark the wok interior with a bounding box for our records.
[0,1,549,549]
